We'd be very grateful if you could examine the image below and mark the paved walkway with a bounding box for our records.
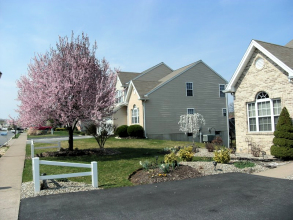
[0,133,27,220]
[254,161,293,178]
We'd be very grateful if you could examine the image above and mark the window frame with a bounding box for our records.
[219,84,226,98]
[131,105,139,124]
[186,82,193,97]
[187,108,195,114]
[222,108,227,117]
[247,95,281,133]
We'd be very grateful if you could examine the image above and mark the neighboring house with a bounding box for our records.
[224,39,293,155]
[113,61,229,146]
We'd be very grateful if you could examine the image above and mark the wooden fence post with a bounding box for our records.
[91,161,98,188]
[32,157,40,193]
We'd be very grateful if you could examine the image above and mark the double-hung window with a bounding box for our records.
[222,108,227,117]
[247,91,281,132]
[131,105,139,124]
[186,82,193,96]
[116,90,123,103]
[219,84,225,97]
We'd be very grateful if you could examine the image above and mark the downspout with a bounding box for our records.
[143,100,148,138]
[226,88,230,148]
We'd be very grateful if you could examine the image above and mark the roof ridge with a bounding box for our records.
[254,39,293,50]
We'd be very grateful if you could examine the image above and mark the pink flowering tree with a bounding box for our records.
[17,32,117,150]
[178,113,206,145]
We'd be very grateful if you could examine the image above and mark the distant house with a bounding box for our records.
[113,61,229,146]
[224,39,293,154]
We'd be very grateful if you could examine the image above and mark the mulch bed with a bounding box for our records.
[129,165,202,185]
[35,148,121,158]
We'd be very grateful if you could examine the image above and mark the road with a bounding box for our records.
[19,173,293,220]
[0,131,15,146]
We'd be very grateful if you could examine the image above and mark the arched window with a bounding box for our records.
[132,105,139,124]
[247,91,281,132]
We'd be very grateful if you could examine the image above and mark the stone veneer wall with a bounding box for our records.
[234,49,293,155]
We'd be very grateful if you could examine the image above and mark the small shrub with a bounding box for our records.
[127,125,144,138]
[205,143,215,152]
[115,125,129,137]
[139,160,150,171]
[214,147,231,164]
[212,136,223,145]
[234,161,255,169]
[164,152,177,164]
[161,147,171,154]
[159,163,170,173]
[55,128,66,131]
[80,132,85,135]
[251,146,261,157]
[74,130,81,134]
[178,147,193,161]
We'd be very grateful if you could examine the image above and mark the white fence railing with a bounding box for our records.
[32,157,98,193]
[31,139,61,158]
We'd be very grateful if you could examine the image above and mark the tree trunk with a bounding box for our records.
[68,127,74,151]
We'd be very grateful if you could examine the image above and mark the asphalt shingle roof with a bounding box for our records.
[255,40,293,70]
[118,72,140,85]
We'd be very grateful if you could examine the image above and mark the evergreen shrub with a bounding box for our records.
[115,125,129,137]
[127,125,144,138]
[271,107,293,159]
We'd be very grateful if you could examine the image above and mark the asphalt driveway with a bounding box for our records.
[19,173,293,220]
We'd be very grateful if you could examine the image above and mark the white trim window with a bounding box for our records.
[186,82,193,96]
[131,105,139,124]
[247,91,281,132]
[222,108,227,117]
[219,84,225,97]
[116,90,123,103]
[187,108,194,114]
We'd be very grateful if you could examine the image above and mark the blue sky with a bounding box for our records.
[0,0,292,119]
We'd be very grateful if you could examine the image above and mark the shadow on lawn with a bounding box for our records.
[41,147,165,163]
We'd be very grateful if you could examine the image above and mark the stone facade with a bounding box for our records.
[234,49,293,155]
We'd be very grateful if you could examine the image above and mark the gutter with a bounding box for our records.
[143,100,148,138]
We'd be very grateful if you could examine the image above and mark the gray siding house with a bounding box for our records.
[113,61,229,146]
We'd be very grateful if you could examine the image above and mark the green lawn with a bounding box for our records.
[23,138,206,188]
[27,131,80,139]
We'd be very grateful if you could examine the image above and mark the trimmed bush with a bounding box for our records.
[214,147,231,164]
[178,147,193,161]
[115,125,129,137]
[164,152,178,164]
[271,107,293,159]
[127,125,144,138]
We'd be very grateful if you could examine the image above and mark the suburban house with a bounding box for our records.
[113,61,229,146]
[224,39,293,154]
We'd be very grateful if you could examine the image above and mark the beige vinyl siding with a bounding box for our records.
[145,62,228,144]
[136,64,172,81]
[128,87,144,127]
[113,107,127,127]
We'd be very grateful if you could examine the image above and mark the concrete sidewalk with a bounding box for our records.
[0,133,27,220]
[254,161,293,178]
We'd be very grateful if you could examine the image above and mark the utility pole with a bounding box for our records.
[0,71,2,78]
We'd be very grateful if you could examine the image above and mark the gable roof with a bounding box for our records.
[124,60,226,101]
[131,62,173,81]
[225,39,293,93]
[118,72,140,85]
[255,40,293,69]
[146,60,227,96]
